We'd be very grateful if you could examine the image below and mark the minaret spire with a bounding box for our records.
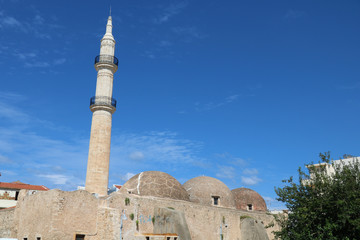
[85,14,118,196]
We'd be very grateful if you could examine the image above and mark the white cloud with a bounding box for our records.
[155,1,188,24]
[263,196,285,210]
[0,155,14,164]
[225,94,239,103]
[33,14,44,25]
[232,157,248,167]
[159,40,172,47]
[195,94,241,111]
[284,10,306,19]
[0,93,205,189]
[25,61,50,68]
[120,172,135,182]
[111,131,202,165]
[242,168,259,175]
[37,174,71,185]
[0,16,21,27]
[0,11,61,39]
[172,26,205,42]
[54,58,66,65]
[129,151,144,160]
[0,101,29,122]
[14,52,37,60]
[216,166,235,179]
[0,170,17,176]
[241,175,262,185]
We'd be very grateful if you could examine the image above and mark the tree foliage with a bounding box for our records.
[274,152,360,240]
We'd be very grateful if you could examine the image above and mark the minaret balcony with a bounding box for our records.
[90,96,117,113]
[94,55,118,72]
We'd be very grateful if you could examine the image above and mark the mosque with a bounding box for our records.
[0,14,280,240]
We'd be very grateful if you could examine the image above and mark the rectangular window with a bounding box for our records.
[75,234,85,240]
[23,238,27,240]
[146,237,150,240]
[167,237,171,240]
[37,238,41,240]
[247,204,253,211]
[15,191,20,200]
[212,196,220,206]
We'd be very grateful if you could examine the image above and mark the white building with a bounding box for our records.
[306,156,360,180]
[0,181,48,209]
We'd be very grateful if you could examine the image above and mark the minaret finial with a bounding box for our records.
[109,5,111,17]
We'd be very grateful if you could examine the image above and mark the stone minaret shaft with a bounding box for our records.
[85,15,118,196]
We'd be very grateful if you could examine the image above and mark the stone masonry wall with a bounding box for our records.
[14,189,99,240]
[9,190,279,240]
[105,192,280,240]
[0,208,15,238]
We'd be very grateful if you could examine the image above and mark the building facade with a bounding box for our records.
[0,181,48,209]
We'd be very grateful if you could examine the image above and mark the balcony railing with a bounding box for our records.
[90,96,117,108]
[94,55,119,66]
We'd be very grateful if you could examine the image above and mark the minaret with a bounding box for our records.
[85,15,118,196]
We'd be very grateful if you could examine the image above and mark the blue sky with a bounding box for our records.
[1,0,360,210]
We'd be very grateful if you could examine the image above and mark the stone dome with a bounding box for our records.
[183,176,235,208]
[120,171,189,201]
[232,187,267,212]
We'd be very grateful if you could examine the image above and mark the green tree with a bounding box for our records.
[274,152,360,240]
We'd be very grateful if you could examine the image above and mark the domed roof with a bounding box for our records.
[232,187,267,212]
[183,176,235,208]
[120,171,189,201]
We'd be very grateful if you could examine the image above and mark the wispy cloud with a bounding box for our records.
[33,14,44,25]
[159,40,172,47]
[242,168,258,175]
[214,153,262,186]
[216,166,235,179]
[263,196,285,210]
[195,94,240,111]
[0,155,14,165]
[0,93,29,122]
[172,26,205,42]
[241,167,262,185]
[13,52,37,60]
[0,93,206,188]
[25,61,50,68]
[129,151,144,161]
[0,11,62,39]
[155,1,188,24]
[37,174,72,185]
[337,81,360,90]
[111,131,203,166]
[284,10,306,20]
[120,172,136,182]
[54,58,66,65]
[241,175,262,185]
[0,15,21,28]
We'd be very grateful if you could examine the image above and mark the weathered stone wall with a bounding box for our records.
[9,190,279,240]
[0,208,15,238]
[14,189,99,240]
[105,192,280,240]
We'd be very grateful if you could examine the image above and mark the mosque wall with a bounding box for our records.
[0,208,15,238]
[1,189,280,240]
[14,189,99,240]
[107,193,279,240]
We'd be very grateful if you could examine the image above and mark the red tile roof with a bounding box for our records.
[114,184,122,190]
[0,181,49,191]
